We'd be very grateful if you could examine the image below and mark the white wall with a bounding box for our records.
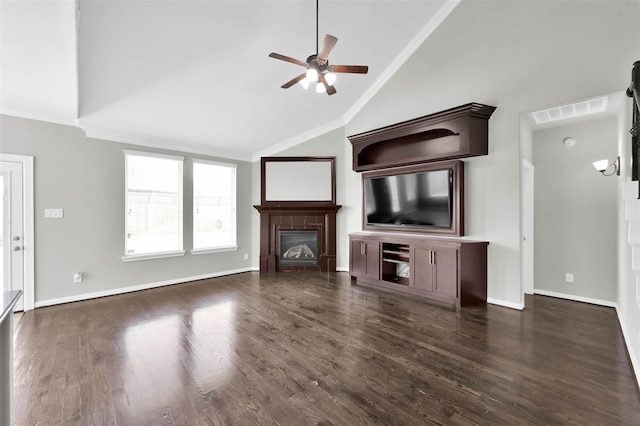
[1,115,254,306]
[532,117,619,303]
[617,92,640,386]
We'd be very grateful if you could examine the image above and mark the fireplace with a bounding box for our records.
[255,156,341,272]
[279,230,318,266]
[254,204,341,272]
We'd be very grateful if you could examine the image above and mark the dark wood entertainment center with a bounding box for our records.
[347,103,496,310]
[350,232,487,310]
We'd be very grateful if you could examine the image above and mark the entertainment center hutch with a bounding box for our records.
[348,103,496,310]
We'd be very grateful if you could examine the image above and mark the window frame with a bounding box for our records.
[191,158,238,255]
[122,150,185,262]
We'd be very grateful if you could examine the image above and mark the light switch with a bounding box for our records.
[44,208,64,218]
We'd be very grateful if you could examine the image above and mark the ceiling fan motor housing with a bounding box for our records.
[306,55,329,73]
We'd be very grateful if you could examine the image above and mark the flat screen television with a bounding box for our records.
[362,160,463,235]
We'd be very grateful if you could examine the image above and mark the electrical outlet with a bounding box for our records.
[565,273,574,283]
[44,208,64,218]
[73,273,83,283]
[243,253,249,260]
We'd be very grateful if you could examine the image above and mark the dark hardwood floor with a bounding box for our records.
[14,272,640,425]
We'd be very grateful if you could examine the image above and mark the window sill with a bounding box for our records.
[191,245,238,255]
[122,250,186,262]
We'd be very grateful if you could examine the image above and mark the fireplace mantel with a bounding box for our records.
[254,203,342,272]
[254,204,342,214]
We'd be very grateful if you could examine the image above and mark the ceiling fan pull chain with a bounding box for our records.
[315,0,319,55]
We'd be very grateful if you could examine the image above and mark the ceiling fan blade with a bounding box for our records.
[317,34,338,63]
[318,73,337,95]
[281,73,307,89]
[268,52,308,68]
[329,65,369,74]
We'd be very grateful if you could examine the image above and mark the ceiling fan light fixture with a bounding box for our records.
[325,72,336,86]
[299,77,311,90]
[268,0,368,95]
[306,68,318,83]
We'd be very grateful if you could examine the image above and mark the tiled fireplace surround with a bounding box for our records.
[254,204,341,272]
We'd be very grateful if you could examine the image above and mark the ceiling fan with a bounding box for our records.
[268,0,369,95]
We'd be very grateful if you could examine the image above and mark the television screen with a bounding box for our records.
[364,168,452,229]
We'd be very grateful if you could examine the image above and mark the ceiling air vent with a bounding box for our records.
[530,96,608,125]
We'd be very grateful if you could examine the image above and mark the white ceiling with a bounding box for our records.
[1,0,456,161]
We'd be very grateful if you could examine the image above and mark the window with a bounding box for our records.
[124,150,184,261]
[193,160,237,252]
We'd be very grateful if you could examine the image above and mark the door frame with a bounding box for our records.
[0,154,34,311]
[521,159,535,296]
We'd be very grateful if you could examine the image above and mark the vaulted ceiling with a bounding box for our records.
[1,0,456,161]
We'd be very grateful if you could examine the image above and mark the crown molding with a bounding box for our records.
[343,0,462,124]
[0,108,77,127]
[80,124,252,162]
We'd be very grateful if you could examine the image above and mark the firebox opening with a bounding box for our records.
[279,230,319,266]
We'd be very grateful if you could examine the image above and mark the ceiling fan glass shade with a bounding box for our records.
[325,72,336,85]
[299,77,311,89]
[306,68,318,83]
[318,73,336,95]
[316,82,326,93]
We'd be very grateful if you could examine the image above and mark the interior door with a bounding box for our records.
[1,161,24,311]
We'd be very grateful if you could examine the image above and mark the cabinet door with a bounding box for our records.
[364,241,380,280]
[433,247,458,298]
[350,240,379,280]
[412,247,434,292]
[350,239,366,277]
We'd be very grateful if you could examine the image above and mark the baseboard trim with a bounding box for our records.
[336,266,350,273]
[35,267,253,308]
[615,306,640,389]
[533,289,617,308]
[487,298,524,310]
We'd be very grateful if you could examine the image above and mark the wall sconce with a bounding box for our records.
[592,156,620,176]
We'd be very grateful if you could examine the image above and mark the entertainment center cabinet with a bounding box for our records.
[347,102,495,310]
[349,232,487,310]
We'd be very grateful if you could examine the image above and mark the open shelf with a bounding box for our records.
[348,103,496,172]
[382,243,410,257]
[381,243,410,286]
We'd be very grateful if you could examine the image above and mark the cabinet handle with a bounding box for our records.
[361,243,366,255]
[430,250,435,264]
